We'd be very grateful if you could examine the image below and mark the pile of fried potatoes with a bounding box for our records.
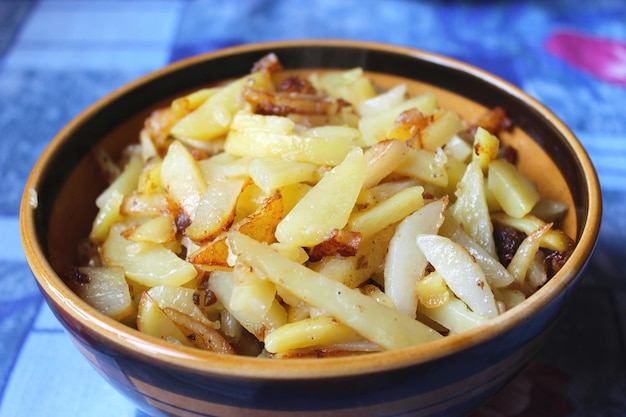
[68,53,575,358]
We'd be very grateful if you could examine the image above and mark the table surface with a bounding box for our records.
[1,1,625,416]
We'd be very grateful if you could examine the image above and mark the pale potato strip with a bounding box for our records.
[487,159,540,219]
[384,199,446,318]
[357,83,407,117]
[147,285,215,327]
[439,217,514,288]
[418,295,488,335]
[103,224,198,287]
[347,185,425,239]
[275,147,367,247]
[137,292,194,347]
[362,139,408,189]
[170,71,273,141]
[160,140,207,220]
[264,316,361,353]
[71,266,132,320]
[507,223,553,284]
[415,234,498,319]
[451,159,497,257]
[208,270,287,341]
[225,113,357,166]
[421,110,463,151]
[228,231,442,350]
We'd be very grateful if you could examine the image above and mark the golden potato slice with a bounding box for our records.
[136,159,164,195]
[186,178,247,244]
[415,271,450,309]
[487,159,540,219]
[160,140,207,219]
[136,292,193,346]
[120,192,176,218]
[103,224,197,287]
[308,229,362,261]
[121,215,177,244]
[188,236,231,271]
[420,110,463,151]
[189,191,284,269]
[362,139,408,189]
[275,147,367,247]
[442,155,468,199]
[444,135,473,163]
[249,157,318,194]
[170,71,273,141]
[472,127,500,172]
[170,87,219,118]
[314,67,378,105]
[264,316,362,353]
[417,294,488,335]
[269,242,309,264]
[225,112,358,166]
[147,285,215,326]
[393,147,448,187]
[208,270,287,341]
[348,185,425,240]
[91,153,144,242]
[90,190,125,243]
[357,84,407,118]
[229,263,280,323]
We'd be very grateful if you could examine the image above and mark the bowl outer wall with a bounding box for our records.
[20,40,602,415]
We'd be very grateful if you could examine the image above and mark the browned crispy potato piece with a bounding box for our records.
[242,86,349,117]
[277,74,317,94]
[251,52,283,73]
[189,191,284,269]
[458,106,513,142]
[162,307,235,354]
[308,229,362,262]
[387,108,434,146]
[143,107,180,155]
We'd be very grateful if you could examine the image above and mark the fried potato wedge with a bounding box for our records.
[189,191,284,269]
[275,147,366,247]
[384,199,446,317]
[103,224,197,287]
[228,231,442,350]
[416,234,498,319]
[170,70,273,141]
[162,307,235,354]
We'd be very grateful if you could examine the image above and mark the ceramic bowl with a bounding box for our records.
[20,40,601,417]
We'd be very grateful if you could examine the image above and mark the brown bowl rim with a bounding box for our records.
[20,39,602,380]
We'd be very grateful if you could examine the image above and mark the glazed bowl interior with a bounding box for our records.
[21,40,601,398]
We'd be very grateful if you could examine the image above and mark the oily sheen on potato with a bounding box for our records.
[67,53,575,358]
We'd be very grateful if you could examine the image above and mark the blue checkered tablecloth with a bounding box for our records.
[1,1,625,416]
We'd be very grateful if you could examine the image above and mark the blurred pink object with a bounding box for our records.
[545,30,626,86]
